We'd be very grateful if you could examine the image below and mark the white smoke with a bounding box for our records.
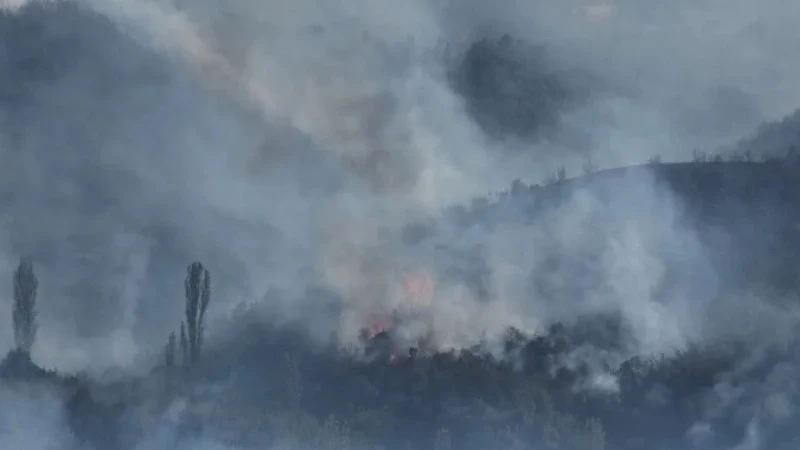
[0,0,797,382]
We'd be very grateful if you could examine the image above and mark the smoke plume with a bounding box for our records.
[0,0,797,390]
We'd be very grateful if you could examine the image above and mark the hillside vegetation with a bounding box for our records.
[3,3,800,449]
[2,154,799,450]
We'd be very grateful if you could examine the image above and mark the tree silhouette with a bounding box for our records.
[165,332,176,368]
[184,262,211,364]
[179,321,188,368]
[12,257,38,354]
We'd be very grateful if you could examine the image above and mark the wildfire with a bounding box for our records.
[367,315,393,339]
[358,267,436,365]
[365,314,399,364]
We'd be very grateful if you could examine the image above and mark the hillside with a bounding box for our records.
[724,108,800,161]
[432,159,800,311]
[3,2,800,450]
[1,158,799,450]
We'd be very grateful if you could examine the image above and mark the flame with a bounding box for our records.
[358,267,436,366]
[368,315,393,339]
[367,315,399,364]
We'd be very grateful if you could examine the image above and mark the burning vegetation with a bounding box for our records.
[360,266,437,363]
[367,314,394,340]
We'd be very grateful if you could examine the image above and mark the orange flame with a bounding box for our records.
[368,315,393,339]
[359,267,436,366]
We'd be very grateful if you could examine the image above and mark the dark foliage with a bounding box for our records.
[0,348,51,380]
[12,257,38,353]
[0,160,798,449]
[2,4,800,450]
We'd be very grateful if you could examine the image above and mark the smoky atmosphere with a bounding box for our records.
[1,0,800,448]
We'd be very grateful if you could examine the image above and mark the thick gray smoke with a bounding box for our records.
[0,382,78,448]
[0,0,798,389]
[2,3,800,450]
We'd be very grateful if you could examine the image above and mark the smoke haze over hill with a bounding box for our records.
[3,2,800,449]
[0,0,799,393]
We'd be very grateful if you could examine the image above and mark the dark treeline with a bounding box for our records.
[2,154,800,449]
[3,3,800,449]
